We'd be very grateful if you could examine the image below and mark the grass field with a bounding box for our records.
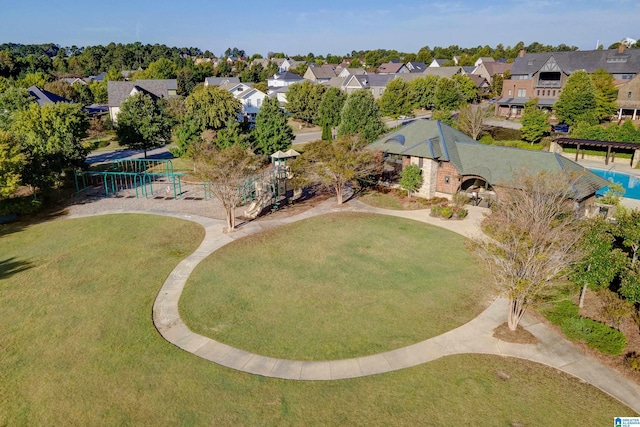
[182,213,493,360]
[0,213,635,425]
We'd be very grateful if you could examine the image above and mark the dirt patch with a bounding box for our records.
[493,322,539,344]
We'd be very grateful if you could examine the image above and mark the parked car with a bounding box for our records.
[552,123,569,133]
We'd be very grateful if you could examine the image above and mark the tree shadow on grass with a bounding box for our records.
[0,257,33,280]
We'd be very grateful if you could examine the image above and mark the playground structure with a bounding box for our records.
[74,149,301,218]
[243,149,301,218]
[74,158,188,199]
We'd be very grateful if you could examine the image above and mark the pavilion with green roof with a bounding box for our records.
[367,120,609,215]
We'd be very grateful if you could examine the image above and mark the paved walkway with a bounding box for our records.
[69,199,640,413]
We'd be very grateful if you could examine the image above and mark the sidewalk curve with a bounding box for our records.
[68,200,640,414]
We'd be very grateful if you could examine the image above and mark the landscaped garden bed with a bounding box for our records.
[358,185,447,210]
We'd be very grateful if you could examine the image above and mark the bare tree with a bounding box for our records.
[194,144,261,231]
[457,103,490,140]
[472,171,585,330]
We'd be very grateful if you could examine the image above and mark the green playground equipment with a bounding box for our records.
[74,158,186,199]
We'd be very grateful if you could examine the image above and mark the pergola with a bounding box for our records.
[553,138,640,167]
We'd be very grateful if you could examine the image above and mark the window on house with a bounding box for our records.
[418,158,423,168]
[508,89,512,96]
[537,90,540,96]
[257,98,262,107]
[552,90,556,96]
[629,91,633,99]
[247,99,252,106]
[517,89,526,97]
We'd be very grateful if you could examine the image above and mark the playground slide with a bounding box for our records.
[244,178,274,219]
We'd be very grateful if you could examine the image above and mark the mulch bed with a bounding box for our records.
[493,322,539,344]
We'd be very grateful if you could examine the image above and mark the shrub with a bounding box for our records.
[489,127,522,141]
[626,352,640,372]
[598,288,633,329]
[561,316,626,355]
[452,206,468,218]
[0,197,42,216]
[452,192,470,207]
[440,205,454,219]
[544,299,579,325]
[479,134,495,145]
[430,204,443,217]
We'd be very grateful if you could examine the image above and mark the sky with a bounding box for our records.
[1,0,638,56]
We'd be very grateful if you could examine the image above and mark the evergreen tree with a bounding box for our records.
[316,87,346,140]
[520,98,549,144]
[254,97,294,155]
[379,78,413,118]
[337,89,386,142]
[554,70,598,126]
[116,92,171,158]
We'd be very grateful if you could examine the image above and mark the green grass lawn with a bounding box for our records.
[180,213,488,359]
[0,214,635,425]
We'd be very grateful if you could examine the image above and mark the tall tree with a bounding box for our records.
[12,102,89,191]
[434,77,462,111]
[554,70,598,126]
[286,81,326,124]
[520,98,549,144]
[0,87,37,130]
[378,78,413,118]
[254,96,294,154]
[590,68,618,122]
[185,86,241,131]
[337,89,386,142]
[194,144,261,231]
[116,93,171,158]
[409,75,440,110]
[572,218,627,308]
[0,130,26,198]
[472,170,585,330]
[291,135,379,204]
[316,87,346,140]
[452,74,479,104]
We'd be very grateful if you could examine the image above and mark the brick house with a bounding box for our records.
[496,46,640,118]
[367,120,608,215]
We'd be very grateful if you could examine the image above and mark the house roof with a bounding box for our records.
[271,71,304,81]
[406,62,427,72]
[134,79,177,91]
[378,62,405,73]
[205,77,240,86]
[466,74,489,88]
[27,86,72,106]
[510,48,640,77]
[481,62,513,76]
[367,120,609,200]
[107,80,171,107]
[429,59,447,67]
[422,67,463,78]
[306,67,337,79]
[350,74,396,88]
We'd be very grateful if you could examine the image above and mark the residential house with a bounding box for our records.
[107,79,177,122]
[616,73,640,121]
[428,58,448,67]
[496,46,640,118]
[367,120,608,216]
[474,57,495,67]
[27,86,72,107]
[304,66,337,83]
[85,72,106,83]
[474,61,512,86]
[466,74,491,96]
[338,67,366,78]
[378,62,408,74]
[406,62,427,73]
[61,77,86,86]
[267,71,305,89]
[233,86,266,123]
[204,77,240,87]
[342,74,396,99]
[422,66,464,78]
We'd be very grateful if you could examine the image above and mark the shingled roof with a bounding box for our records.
[107,80,174,107]
[27,86,71,106]
[367,120,609,200]
[510,48,640,77]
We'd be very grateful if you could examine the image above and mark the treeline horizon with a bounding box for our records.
[0,39,637,80]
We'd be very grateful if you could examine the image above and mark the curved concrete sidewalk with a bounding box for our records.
[69,201,640,413]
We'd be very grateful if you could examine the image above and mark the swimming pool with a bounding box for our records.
[590,169,640,200]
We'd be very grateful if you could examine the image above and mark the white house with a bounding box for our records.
[267,71,305,89]
[235,87,266,122]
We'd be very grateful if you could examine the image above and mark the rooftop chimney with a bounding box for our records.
[519,49,526,58]
[618,44,627,54]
